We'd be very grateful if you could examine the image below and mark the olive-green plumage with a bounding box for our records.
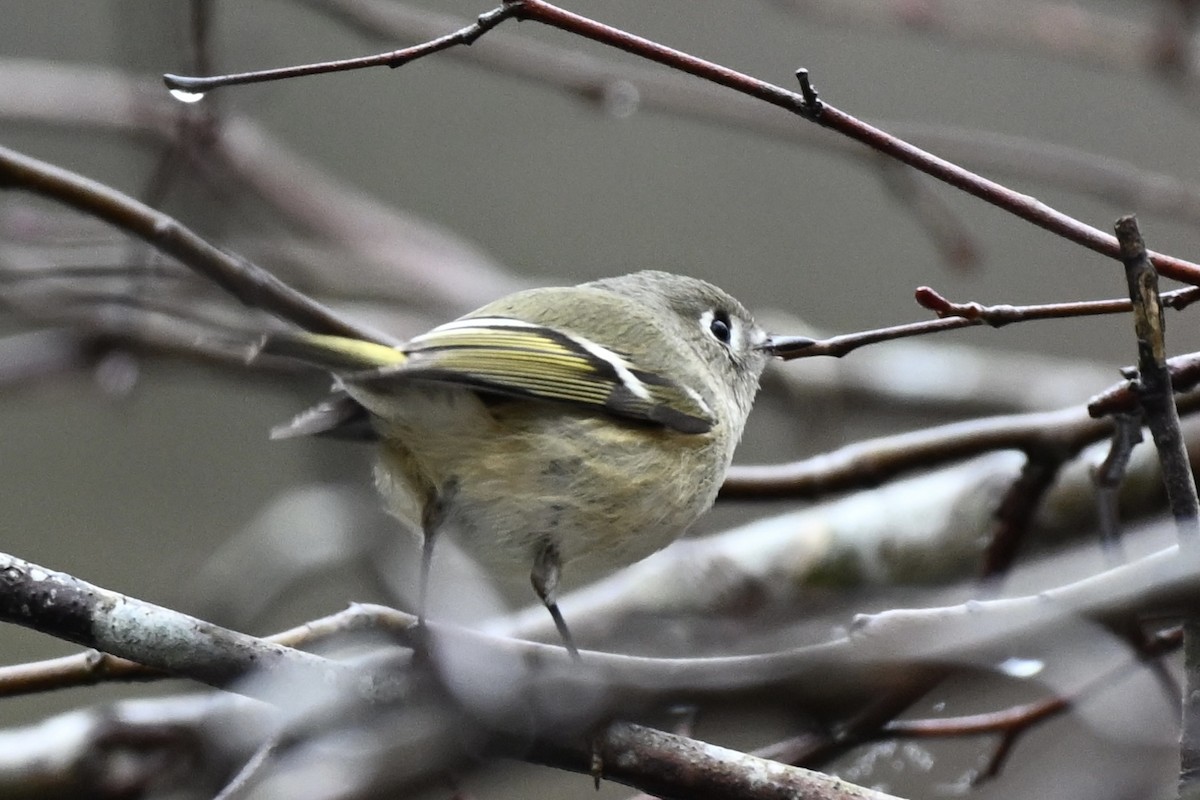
[262,270,782,655]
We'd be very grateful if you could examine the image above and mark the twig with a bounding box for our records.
[212,736,282,800]
[916,284,1200,326]
[886,696,1066,782]
[767,286,1200,361]
[0,650,158,697]
[162,6,519,94]
[759,316,971,360]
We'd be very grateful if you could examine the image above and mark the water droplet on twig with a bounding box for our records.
[169,88,207,104]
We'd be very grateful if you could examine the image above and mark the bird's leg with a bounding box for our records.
[589,730,605,789]
[415,486,451,651]
[405,525,438,665]
[531,539,581,660]
[418,523,436,631]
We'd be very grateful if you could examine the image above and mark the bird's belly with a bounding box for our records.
[453,435,701,573]
[371,388,725,581]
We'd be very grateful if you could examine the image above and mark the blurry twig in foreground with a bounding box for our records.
[4,537,1197,709]
[0,536,1194,795]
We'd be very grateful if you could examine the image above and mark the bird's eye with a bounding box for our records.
[708,310,733,345]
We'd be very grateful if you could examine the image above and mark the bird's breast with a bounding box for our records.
[365,385,731,582]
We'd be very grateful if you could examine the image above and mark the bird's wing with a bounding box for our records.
[258,319,715,434]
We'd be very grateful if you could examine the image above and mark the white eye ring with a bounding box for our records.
[701,309,734,347]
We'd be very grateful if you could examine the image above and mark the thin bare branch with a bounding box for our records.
[766,285,1200,361]
[163,6,518,94]
[916,284,1200,326]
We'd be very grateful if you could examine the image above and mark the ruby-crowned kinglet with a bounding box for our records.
[261,271,802,656]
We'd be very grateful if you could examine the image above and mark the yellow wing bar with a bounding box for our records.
[260,320,715,434]
[257,332,407,371]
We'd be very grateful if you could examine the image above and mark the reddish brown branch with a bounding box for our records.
[916,285,1200,326]
[765,285,1200,361]
[884,696,1066,740]
[886,695,1066,782]
[163,6,518,94]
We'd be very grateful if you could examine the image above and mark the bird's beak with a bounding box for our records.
[757,334,816,360]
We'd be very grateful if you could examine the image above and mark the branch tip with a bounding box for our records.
[162,73,203,92]
[914,285,950,313]
[795,68,823,116]
[1114,214,1145,263]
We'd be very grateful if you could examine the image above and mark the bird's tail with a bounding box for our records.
[254,332,407,372]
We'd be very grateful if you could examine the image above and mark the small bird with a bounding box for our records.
[260,271,801,656]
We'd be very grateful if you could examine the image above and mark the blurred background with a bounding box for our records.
[2,1,1199,797]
